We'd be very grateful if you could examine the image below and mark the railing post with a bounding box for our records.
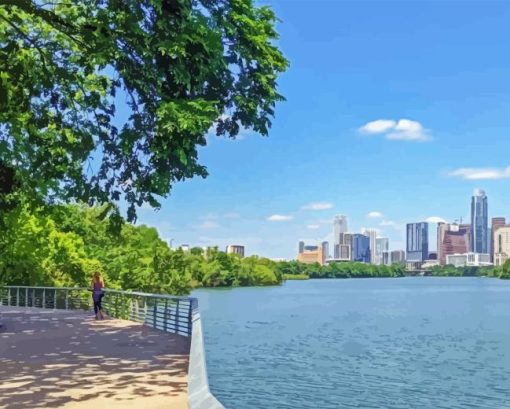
[164,300,168,332]
[32,289,35,307]
[176,300,180,334]
[43,289,46,309]
[54,289,57,309]
[153,302,157,329]
[25,287,28,307]
[16,287,19,307]
[8,288,11,306]
[188,301,193,336]
[65,290,69,310]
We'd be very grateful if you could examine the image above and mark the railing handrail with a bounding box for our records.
[2,285,195,302]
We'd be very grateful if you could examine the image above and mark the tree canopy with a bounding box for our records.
[0,0,288,220]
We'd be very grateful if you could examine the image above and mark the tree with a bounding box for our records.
[0,0,288,220]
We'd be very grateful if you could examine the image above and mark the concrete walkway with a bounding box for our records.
[0,307,190,409]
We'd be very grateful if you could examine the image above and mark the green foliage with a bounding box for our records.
[0,204,282,292]
[500,260,510,279]
[278,261,406,279]
[429,264,501,278]
[0,0,288,221]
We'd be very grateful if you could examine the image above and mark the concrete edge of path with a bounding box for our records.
[188,310,226,409]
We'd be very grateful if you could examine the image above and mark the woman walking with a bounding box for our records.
[91,271,105,320]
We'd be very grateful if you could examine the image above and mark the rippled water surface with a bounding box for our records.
[193,278,510,409]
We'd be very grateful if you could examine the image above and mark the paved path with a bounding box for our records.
[0,307,190,409]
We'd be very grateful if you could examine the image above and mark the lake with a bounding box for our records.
[193,277,510,409]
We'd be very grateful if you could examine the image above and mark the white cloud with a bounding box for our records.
[199,213,218,221]
[199,220,220,229]
[307,224,320,229]
[448,166,510,180]
[302,202,334,210]
[267,214,294,222]
[426,216,447,224]
[367,211,383,218]
[359,118,432,142]
[359,119,396,134]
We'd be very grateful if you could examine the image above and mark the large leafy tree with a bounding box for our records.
[0,0,288,220]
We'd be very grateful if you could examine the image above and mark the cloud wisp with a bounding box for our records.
[267,214,294,222]
[359,119,432,142]
[302,202,334,210]
[448,166,510,180]
[367,211,383,218]
[426,216,447,224]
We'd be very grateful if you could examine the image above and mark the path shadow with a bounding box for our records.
[0,307,190,408]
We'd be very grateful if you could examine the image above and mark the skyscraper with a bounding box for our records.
[437,222,471,265]
[321,241,329,263]
[352,234,370,263]
[363,229,377,264]
[333,215,348,247]
[406,222,428,262]
[491,217,506,262]
[298,241,305,254]
[375,237,389,265]
[494,225,510,266]
[471,189,488,253]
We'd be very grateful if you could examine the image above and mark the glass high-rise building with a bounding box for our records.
[406,222,428,262]
[471,189,488,253]
[352,234,370,263]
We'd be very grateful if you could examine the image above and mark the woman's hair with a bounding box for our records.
[93,271,102,281]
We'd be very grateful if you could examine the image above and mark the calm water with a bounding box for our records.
[193,277,510,409]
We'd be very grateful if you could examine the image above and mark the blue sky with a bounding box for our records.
[137,1,510,259]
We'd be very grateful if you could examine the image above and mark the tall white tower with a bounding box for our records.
[363,229,377,264]
[333,215,348,246]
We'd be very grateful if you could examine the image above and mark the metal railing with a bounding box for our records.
[0,286,195,337]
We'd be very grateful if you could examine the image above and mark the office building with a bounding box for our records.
[321,241,329,264]
[491,217,506,262]
[494,226,510,266]
[333,215,348,248]
[382,250,391,265]
[363,229,377,264]
[428,251,438,260]
[352,234,370,263]
[446,252,492,268]
[437,222,471,265]
[298,241,305,254]
[406,222,428,262]
[334,232,352,261]
[471,189,488,253]
[391,250,406,264]
[375,237,389,265]
[226,245,245,257]
[297,245,324,266]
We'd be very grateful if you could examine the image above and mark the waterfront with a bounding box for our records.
[193,278,510,409]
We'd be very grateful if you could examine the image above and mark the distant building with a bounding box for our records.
[446,253,492,268]
[494,226,510,266]
[226,245,245,257]
[375,237,389,265]
[298,241,305,254]
[382,250,391,266]
[333,215,348,248]
[428,251,438,260]
[437,222,471,265]
[180,244,190,251]
[352,234,370,263]
[406,222,428,262]
[391,250,406,264]
[297,245,324,265]
[321,241,329,264]
[471,189,488,253]
[334,233,352,261]
[363,229,377,264]
[491,217,506,262]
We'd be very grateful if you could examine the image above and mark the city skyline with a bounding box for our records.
[135,2,510,260]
